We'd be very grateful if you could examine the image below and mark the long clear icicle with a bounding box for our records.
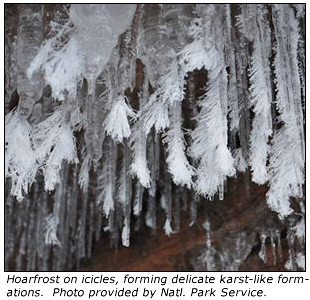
[16,4,43,118]
[247,5,273,184]
[267,5,304,218]
[162,4,195,187]
[224,4,239,132]
[130,68,151,188]
[191,5,235,199]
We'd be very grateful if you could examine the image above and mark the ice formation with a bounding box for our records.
[5,4,305,270]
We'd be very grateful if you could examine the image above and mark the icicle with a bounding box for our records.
[270,232,277,265]
[223,4,239,132]
[118,142,132,246]
[235,4,252,159]
[258,232,267,263]
[191,67,235,198]
[248,5,272,185]
[236,5,257,41]
[5,111,37,201]
[122,219,130,247]
[190,5,235,199]
[5,6,17,113]
[58,168,71,270]
[145,194,156,230]
[267,5,304,219]
[163,219,173,237]
[14,197,31,270]
[218,183,224,201]
[233,148,247,173]
[199,220,216,271]
[165,4,195,50]
[285,229,297,271]
[76,187,88,265]
[118,25,137,93]
[296,10,305,115]
[124,142,133,246]
[97,139,117,219]
[133,182,143,216]
[36,192,48,270]
[55,167,68,270]
[276,230,283,262]
[173,191,181,232]
[44,214,61,246]
[87,201,94,258]
[16,4,43,118]
[130,69,151,187]
[189,193,198,227]
[145,178,156,229]
[138,4,166,88]
[145,128,158,230]
[139,4,183,135]
[5,194,15,270]
[118,152,128,208]
[188,72,198,119]
[70,4,136,91]
[69,168,78,231]
[16,229,27,271]
[164,4,195,92]
[162,171,173,235]
[27,187,41,270]
[44,180,63,247]
[163,101,194,187]
[154,133,160,181]
[94,198,103,243]
[108,204,119,249]
[26,206,36,270]
[78,152,91,193]
[84,79,105,163]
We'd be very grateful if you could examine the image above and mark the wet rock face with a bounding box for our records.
[5,4,305,271]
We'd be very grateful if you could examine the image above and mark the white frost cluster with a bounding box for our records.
[104,95,136,143]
